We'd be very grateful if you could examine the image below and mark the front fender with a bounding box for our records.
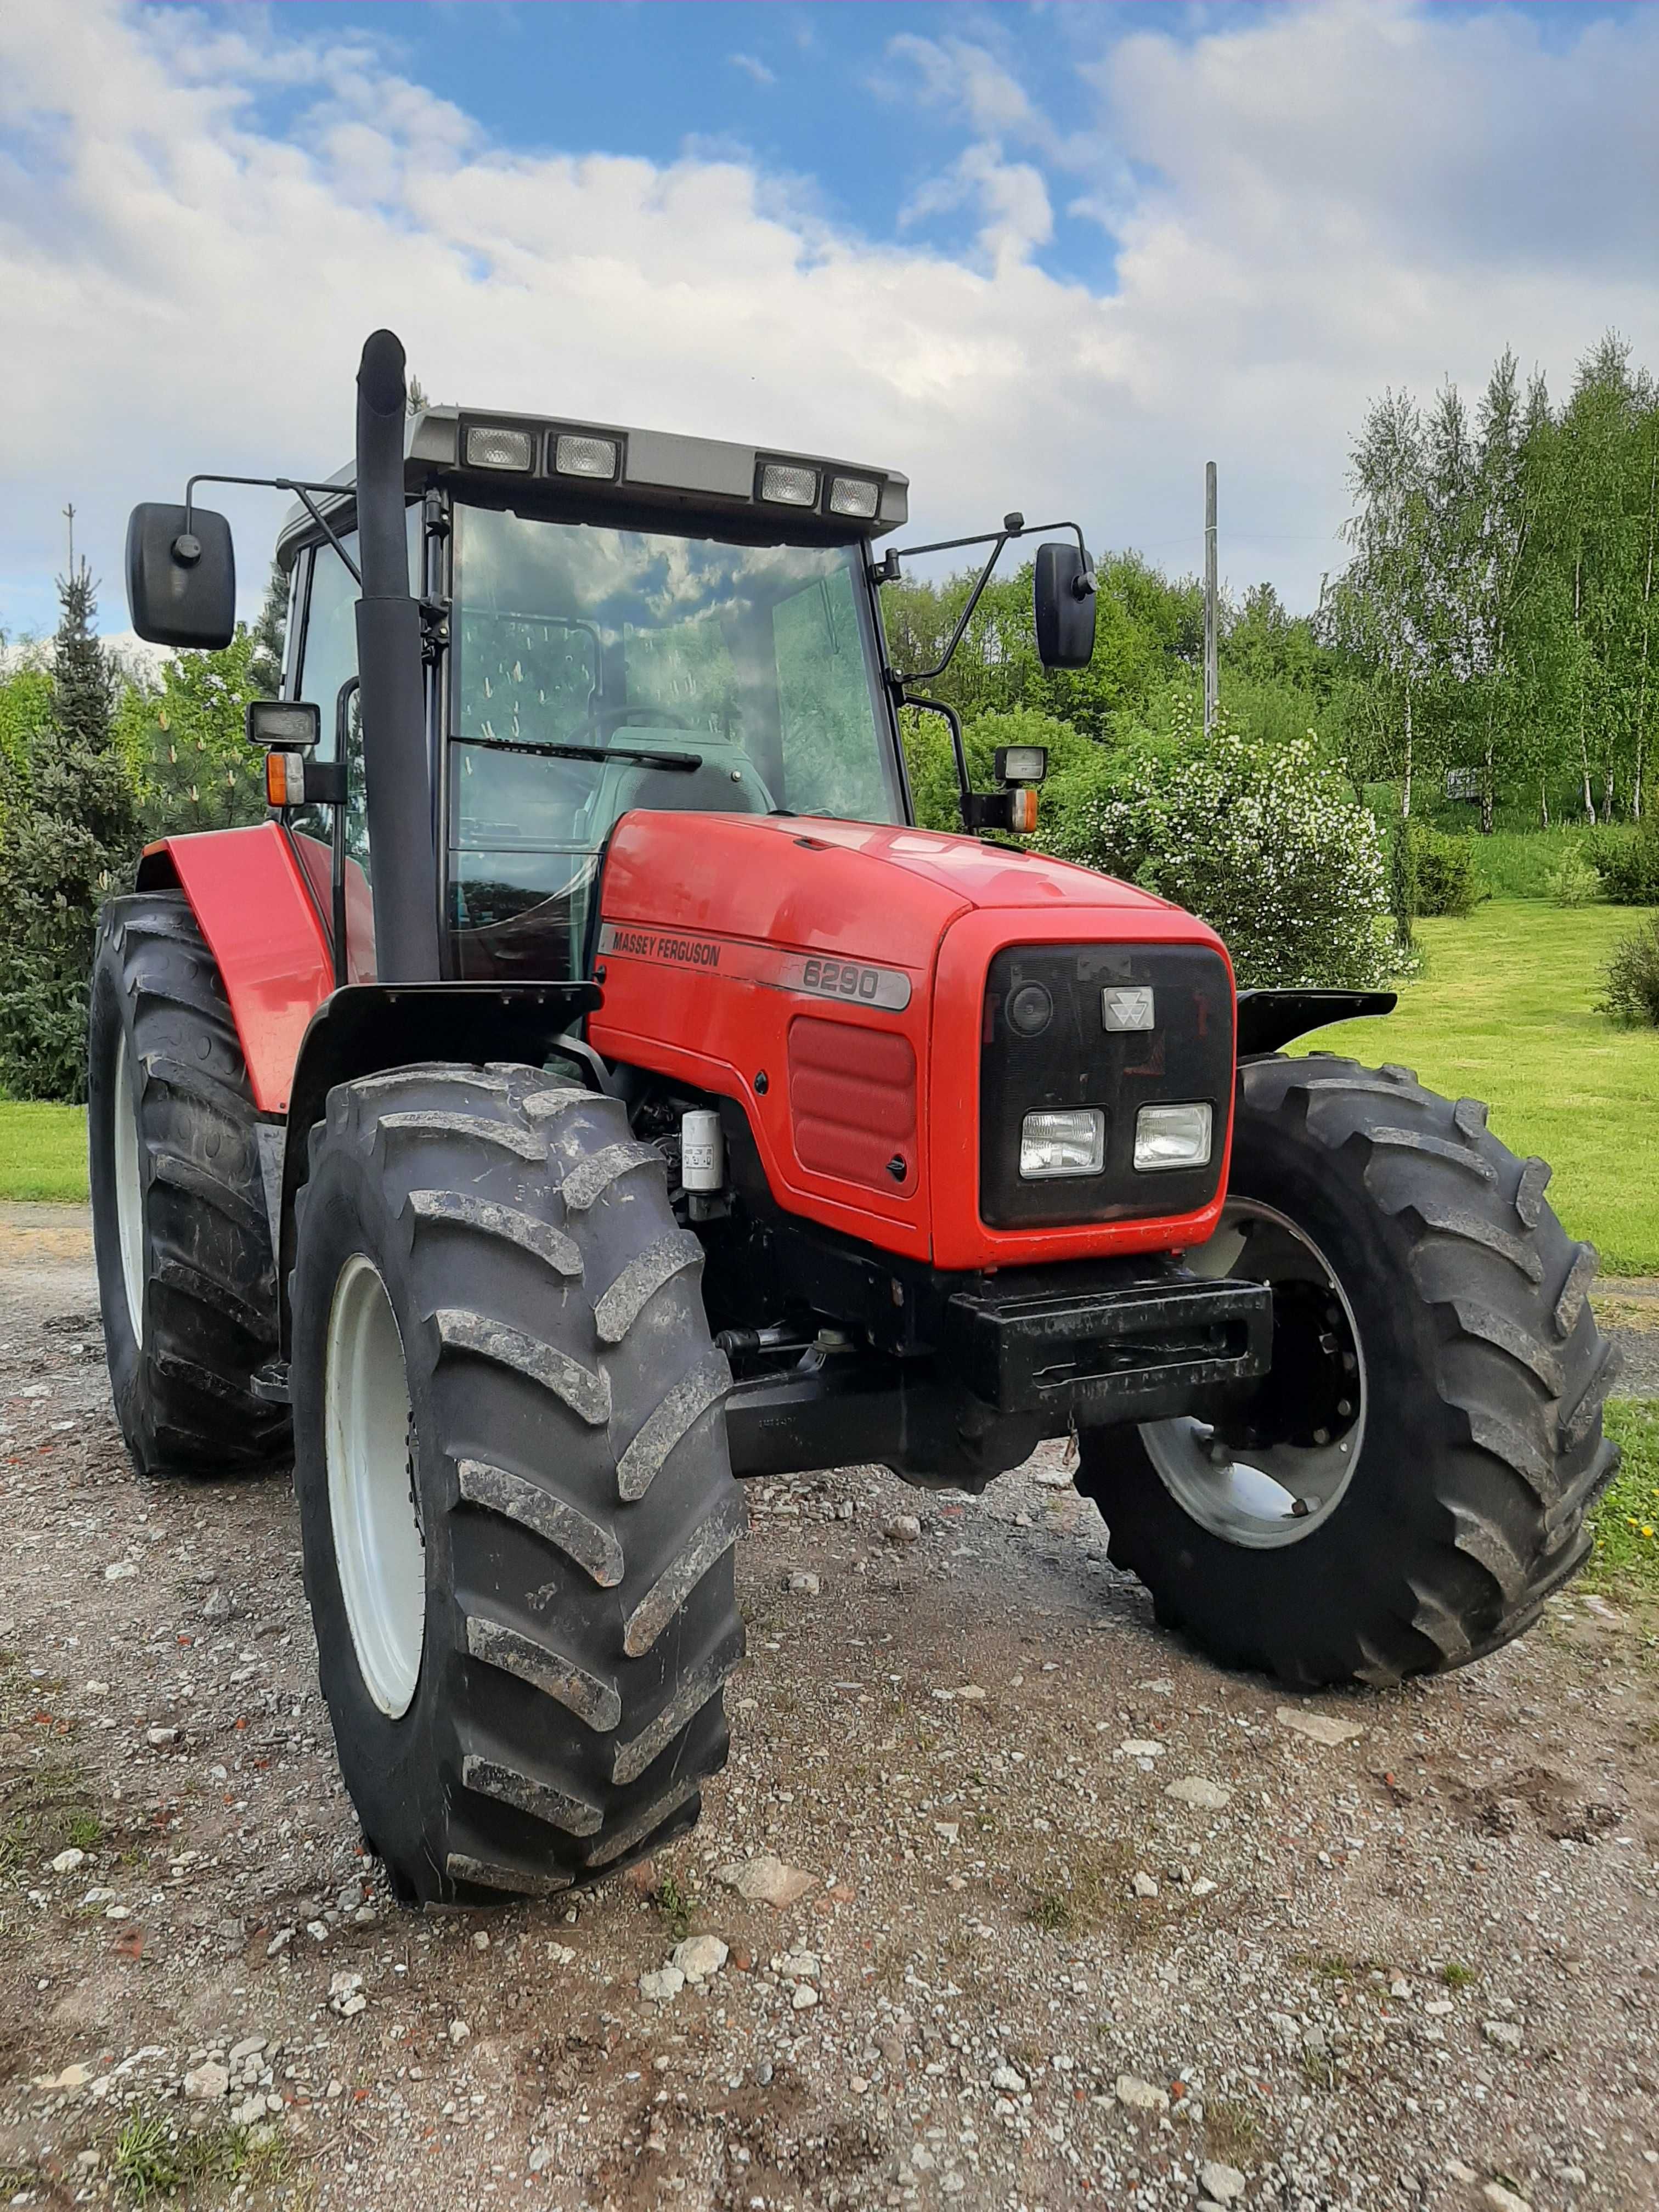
[1234,988,1396,1058]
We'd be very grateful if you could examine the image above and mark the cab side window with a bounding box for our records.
[294,537,366,867]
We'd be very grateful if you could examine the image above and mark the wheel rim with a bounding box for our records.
[1138,1199,1367,1550]
[324,1254,426,1717]
[112,1029,145,1347]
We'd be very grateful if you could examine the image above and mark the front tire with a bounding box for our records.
[290,1063,744,1904]
[1077,1056,1622,1686]
[88,894,287,1475]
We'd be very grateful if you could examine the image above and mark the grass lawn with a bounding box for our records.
[1306,901,1659,1278]
[1589,1401,1659,1601]
[0,1102,87,1202]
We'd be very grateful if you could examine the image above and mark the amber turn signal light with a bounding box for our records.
[265,752,346,809]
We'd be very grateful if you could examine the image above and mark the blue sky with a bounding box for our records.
[4,2,1657,646]
[262,2,1137,287]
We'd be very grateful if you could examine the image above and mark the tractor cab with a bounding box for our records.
[272,408,912,984]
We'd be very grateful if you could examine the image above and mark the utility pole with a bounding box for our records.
[1203,462,1218,737]
[63,501,76,577]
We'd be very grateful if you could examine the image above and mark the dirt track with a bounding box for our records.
[0,1205,1656,2212]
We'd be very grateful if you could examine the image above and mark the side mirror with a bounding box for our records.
[1033,541,1096,670]
[125,503,236,649]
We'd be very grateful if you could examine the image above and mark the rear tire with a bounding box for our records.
[1076,1056,1622,1686]
[88,894,287,1476]
[289,1063,744,1904]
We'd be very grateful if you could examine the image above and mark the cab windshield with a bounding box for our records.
[448,503,902,980]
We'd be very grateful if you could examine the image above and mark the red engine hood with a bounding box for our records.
[592,809,1231,1270]
[596,811,1183,974]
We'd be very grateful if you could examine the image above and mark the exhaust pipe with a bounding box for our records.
[354,329,441,983]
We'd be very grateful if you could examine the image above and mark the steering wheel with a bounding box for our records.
[586,703,700,736]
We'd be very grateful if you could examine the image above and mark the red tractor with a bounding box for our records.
[93,330,1618,1904]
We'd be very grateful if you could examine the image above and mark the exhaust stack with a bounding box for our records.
[354,329,441,983]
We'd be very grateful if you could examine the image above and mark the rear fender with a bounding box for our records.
[137,825,335,1114]
[274,979,601,1355]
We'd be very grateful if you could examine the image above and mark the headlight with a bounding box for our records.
[552,432,620,481]
[464,424,535,471]
[1134,1101,1212,1171]
[1019,1107,1105,1180]
[828,475,880,518]
[758,462,820,507]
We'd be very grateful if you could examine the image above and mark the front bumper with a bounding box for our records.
[941,1267,1273,1425]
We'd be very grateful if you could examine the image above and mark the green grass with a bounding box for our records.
[1307,902,1659,1276]
[1455,826,1602,901]
[1587,1401,1659,1601]
[0,1101,87,1201]
[110,2109,285,2205]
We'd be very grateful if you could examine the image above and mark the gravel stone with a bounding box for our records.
[1275,1706,1364,1746]
[1200,2160,1248,2203]
[1165,1775,1233,1809]
[670,1933,729,1983]
[716,1853,816,1906]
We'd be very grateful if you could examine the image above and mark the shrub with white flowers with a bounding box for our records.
[1048,710,1393,990]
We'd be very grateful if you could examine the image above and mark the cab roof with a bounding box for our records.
[276,405,908,571]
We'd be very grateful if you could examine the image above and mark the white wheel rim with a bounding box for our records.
[112,1029,145,1347]
[1138,1199,1368,1550]
[324,1254,426,1718]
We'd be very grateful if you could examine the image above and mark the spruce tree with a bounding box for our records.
[0,566,138,1100]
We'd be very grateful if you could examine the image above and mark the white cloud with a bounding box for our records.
[728,52,776,88]
[3,1,1657,641]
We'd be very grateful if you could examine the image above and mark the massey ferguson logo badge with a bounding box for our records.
[1102,985,1154,1032]
[597,923,911,1009]
[600,926,721,970]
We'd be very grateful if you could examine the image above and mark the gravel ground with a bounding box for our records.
[1,1205,1656,2212]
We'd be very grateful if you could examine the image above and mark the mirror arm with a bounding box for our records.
[896,531,1012,686]
[883,515,1094,683]
[901,692,975,830]
[182,473,363,588]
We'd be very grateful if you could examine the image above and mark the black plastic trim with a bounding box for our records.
[1235,989,1397,1058]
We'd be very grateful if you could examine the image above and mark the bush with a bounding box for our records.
[1408,823,1483,917]
[1544,847,1602,907]
[1585,827,1659,905]
[1600,917,1659,1027]
[1047,717,1393,989]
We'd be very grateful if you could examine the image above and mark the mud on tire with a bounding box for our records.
[288,1063,746,1904]
[88,892,287,1476]
[1076,1056,1622,1687]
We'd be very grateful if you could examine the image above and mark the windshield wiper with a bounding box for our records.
[455,735,702,773]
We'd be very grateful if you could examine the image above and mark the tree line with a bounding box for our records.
[885,329,1659,838]
[1329,334,1657,833]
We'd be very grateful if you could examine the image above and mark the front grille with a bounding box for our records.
[978,942,1233,1229]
